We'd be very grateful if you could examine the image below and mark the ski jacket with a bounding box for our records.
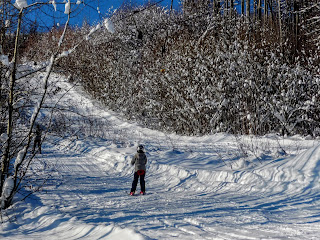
[131,151,147,172]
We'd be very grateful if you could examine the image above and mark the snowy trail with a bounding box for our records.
[1,73,320,239]
[24,136,320,239]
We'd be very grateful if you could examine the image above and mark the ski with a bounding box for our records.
[127,192,147,196]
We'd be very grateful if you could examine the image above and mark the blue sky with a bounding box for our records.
[26,0,251,31]
[26,0,181,30]
[67,0,181,25]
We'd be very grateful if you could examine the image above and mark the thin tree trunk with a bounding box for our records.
[241,0,245,15]
[258,0,262,20]
[0,0,5,55]
[293,0,299,49]
[213,0,220,14]
[0,0,6,116]
[246,0,250,17]
[170,0,174,12]
[254,0,257,19]
[264,0,267,23]
[0,9,23,198]
[278,0,283,47]
[225,0,229,16]
[4,8,72,209]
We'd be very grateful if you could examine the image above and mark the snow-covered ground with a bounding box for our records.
[1,72,320,239]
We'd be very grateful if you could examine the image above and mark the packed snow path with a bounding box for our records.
[1,73,320,239]
[37,138,320,240]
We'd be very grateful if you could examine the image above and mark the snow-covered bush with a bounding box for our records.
[58,4,319,137]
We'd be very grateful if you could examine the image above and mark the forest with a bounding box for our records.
[56,0,320,136]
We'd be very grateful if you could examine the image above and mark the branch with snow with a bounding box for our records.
[64,0,71,14]
[14,0,28,10]
[104,18,115,34]
[86,24,102,40]
[51,0,57,11]
[0,176,14,208]
[14,147,27,170]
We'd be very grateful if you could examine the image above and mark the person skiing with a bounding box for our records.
[32,124,42,154]
[130,145,147,195]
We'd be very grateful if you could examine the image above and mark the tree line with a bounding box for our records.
[48,0,319,136]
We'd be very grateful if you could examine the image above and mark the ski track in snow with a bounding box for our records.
[1,72,320,239]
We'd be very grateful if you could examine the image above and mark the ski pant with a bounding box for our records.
[131,172,145,192]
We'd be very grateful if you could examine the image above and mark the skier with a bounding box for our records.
[32,124,42,154]
[130,145,147,196]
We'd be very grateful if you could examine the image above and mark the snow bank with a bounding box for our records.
[55,133,320,199]
[252,143,320,194]
[1,205,146,240]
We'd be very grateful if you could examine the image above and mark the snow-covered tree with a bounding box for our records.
[56,1,319,137]
[0,0,113,209]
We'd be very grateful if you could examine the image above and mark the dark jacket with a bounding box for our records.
[131,151,147,172]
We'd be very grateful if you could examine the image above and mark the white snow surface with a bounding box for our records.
[1,70,320,239]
